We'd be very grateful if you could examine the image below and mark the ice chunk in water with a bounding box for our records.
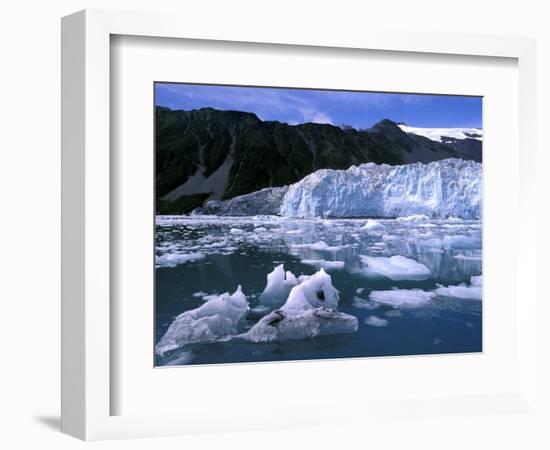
[352,296,379,310]
[363,220,386,231]
[359,255,431,281]
[258,264,299,306]
[282,268,339,311]
[243,307,358,343]
[364,316,389,327]
[301,259,345,270]
[156,285,249,356]
[435,275,482,300]
[369,289,436,307]
[292,240,344,252]
[470,275,482,287]
[242,269,358,342]
[156,252,205,268]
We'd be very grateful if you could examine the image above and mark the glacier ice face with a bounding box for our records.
[156,285,249,356]
[242,269,358,343]
[280,158,482,219]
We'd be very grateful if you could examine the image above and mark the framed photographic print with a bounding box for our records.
[62,9,538,441]
[153,83,484,367]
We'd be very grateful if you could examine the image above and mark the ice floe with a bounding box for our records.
[243,307,359,343]
[291,240,344,252]
[301,259,345,270]
[352,296,379,310]
[435,275,482,300]
[364,316,389,327]
[156,285,249,356]
[156,252,206,268]
[369,289,436,308]
[363,220,386,231]
[359,255,431,281]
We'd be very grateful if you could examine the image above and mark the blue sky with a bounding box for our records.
[155,83,482,129]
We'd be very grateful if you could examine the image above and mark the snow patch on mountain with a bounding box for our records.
[398,125,483,143]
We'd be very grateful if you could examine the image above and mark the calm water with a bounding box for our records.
[155,216,482,366]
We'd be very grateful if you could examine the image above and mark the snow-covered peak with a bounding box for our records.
[398,124,483,143]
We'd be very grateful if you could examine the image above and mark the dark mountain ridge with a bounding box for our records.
[156,106,482,214]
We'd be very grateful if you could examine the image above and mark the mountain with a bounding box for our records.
[156,107,482,214]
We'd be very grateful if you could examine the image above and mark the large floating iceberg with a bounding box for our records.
[280,158,481,219]
[156,286,249,356]
[242,268,358,343]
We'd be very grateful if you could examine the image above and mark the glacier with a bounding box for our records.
[280,158,482,219]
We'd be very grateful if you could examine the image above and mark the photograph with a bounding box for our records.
[154,83,483,367]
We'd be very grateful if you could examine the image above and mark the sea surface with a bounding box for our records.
[155,215,482,366]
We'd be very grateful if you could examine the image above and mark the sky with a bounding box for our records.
[155,83,482,129]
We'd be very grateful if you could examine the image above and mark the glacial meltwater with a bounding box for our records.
[155,215,482,366]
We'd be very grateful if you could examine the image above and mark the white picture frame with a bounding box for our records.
[61,9,538,441]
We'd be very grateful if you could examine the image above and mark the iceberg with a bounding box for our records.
[258,264,299,307]
[156,286,249,356]
[282,268,340,311]
[369,288,436,307]
[359,255,431,281]
[242,269,358,343]
[280,159,481,219]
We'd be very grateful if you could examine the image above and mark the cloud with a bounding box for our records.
[296,106,333,124]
